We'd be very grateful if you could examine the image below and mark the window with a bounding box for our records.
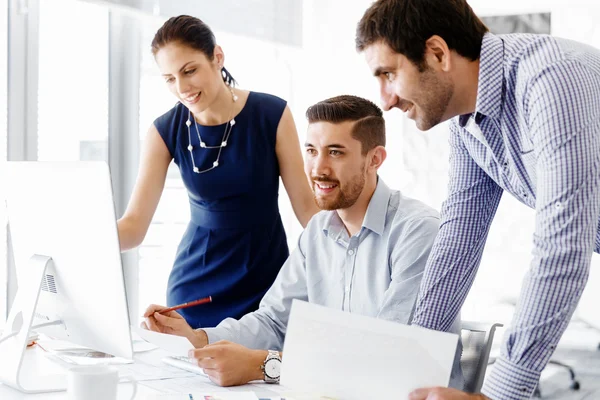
[0,2,7,326]
[1,0,109,325]
[37,0,109,162]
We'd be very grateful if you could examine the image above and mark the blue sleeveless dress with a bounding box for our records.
[154,92,289,329]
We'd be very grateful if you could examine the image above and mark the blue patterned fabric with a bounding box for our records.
[153,92,289,329]
[412,32,600,399]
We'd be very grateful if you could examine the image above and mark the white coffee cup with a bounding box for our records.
[67,365,137,400]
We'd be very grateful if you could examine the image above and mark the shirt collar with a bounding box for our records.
[361,178,391,236]
[458,32,505,127]
[322,177,392,239]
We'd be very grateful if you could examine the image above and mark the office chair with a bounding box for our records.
[534,314,600,396]
[531,313,600,397]
[532,360,580,398]
[460,321,503,393]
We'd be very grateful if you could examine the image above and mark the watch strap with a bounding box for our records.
[261,350,281,383]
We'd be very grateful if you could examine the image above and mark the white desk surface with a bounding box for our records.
[0,345,288,400]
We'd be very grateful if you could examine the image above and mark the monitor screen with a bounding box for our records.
[5,161,132,360]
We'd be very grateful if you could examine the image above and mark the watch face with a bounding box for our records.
[264,358,281,379]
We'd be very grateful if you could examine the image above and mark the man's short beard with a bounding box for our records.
[313,164,366,211]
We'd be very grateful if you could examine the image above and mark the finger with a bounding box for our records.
[202,368,222,386]
[190,345,223,359]
[165,310,183,319]
[153,309,183,319]
[204,340,230,348]
[139,321,148,330]
[143,304,168,318]
[145,316,161,332]
[196,357,218,369]
[408,387,433,400]
[154,312,185,328]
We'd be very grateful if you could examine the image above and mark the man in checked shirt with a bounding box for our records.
[357,0,600,399]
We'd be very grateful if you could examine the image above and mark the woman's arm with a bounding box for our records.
[117,124,172,251]
[275,106,319,227]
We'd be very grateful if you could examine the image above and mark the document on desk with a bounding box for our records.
[117,359,197,381]
[144,394,259,400]
[140,376,229,393]
[37,337,134,365]
[132,325,194,357]
[281,300,459,400]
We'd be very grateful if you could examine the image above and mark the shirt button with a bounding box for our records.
[556,202,561,209]
[348,249,354,255]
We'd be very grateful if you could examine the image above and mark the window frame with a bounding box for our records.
[4,0,143,322]
[5,0,40,322]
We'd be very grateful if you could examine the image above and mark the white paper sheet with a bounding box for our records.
[132,336,159,353]
[140,378,284,399]
[116,358,197,381]
[132,326,195,357]
[44,351,133,366]
[35,337,89,352]
[37,337,134,365]
[281,300,459,400]
[143,394,259,400]
[139,376,228,393]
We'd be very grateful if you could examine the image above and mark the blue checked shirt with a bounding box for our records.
[412,32,600,399]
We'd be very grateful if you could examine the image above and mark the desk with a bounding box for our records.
[0,345,288,400]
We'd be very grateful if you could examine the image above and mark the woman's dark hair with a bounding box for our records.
[356,0,488,70]
[151,15,236,86]
[306,95,385,155]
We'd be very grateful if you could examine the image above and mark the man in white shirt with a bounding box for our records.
[143,95,462,388]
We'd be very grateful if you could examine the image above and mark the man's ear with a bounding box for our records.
[424,35,451,72]
[368,146,387,171]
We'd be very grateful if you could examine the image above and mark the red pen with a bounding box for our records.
[158,296,213,314]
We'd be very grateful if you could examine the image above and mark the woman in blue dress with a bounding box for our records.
[117,15,318,328]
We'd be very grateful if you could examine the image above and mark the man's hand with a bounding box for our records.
[140,304,207,347]
[189,340,267,386]
[409,387,489,400]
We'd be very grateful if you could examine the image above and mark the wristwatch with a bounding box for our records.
[261,350,281,383]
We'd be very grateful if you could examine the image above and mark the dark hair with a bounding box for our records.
[151,15,236,86]
[356,0,488,70]
[306,95,385,155]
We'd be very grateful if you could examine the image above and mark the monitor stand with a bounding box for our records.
[0,255,67,393]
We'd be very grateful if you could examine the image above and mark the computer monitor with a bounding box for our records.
[0,161,133,393]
